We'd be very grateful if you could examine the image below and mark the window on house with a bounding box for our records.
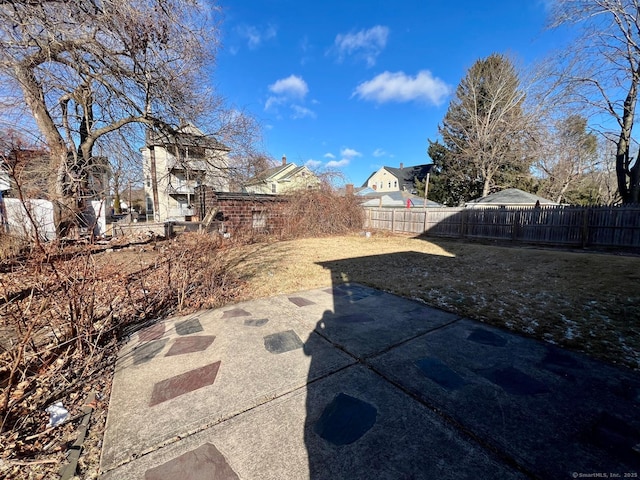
[252,211,267,229]
[271,183,276,193]
[146,176,151,187]
[388,182,391,188]
[394,181,397,188]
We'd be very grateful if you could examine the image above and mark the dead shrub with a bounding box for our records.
[0,231,246,470]
[280,187,365,239]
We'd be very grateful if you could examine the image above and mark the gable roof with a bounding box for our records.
[362,164,434,188]
[244,162,315,186]
[466,188,558,206]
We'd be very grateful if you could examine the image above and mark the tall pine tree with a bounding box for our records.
[431,54,536,205]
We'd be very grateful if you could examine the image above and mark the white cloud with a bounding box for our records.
[326,159,350,168]
[305,159,323,169]
[340,147,362,158]
[264,96,284,111]
[323,152,336,159]
[373,148,386,157]
[269,75,309,99]
[353,70,450,105]
[236,24,277,49]
[265,75,313,118]
[291,105,316,119]
[333,25,389,67]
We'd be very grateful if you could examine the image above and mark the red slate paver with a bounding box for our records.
[165,336,216,357]
[138,323,165,343]
[149,361,221,407]
[144,442,239,480]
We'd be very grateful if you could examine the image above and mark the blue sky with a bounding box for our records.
[213,0,567,187]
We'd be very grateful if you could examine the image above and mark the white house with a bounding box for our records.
[362,163,434,193]
[142,123,230,221]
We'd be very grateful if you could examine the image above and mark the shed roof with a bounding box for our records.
[359,190,442,207]
[466,188,558,206]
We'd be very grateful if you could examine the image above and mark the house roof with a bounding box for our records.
[362,163,434,188]
[244,163,316,186]
[359,190,442,208]
[466,188,558,206]
[147,123,230,151]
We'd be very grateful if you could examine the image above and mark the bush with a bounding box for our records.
[280,187,365,239]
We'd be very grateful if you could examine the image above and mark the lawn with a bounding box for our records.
[222,232,640,370]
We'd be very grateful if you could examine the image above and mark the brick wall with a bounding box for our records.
[194,187,288,235]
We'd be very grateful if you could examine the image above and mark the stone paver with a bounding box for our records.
[101,283,640,479]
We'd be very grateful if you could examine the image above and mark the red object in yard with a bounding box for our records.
[406,199,411,208]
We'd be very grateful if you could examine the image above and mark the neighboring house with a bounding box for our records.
[243,156,320,195]
[362,163,434,193]
[465,188,559,208]
[357,189,442,208]
[0,169,9,231]
[142,123,230,221]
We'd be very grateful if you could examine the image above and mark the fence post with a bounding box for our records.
[391,209,396,232]
[581,208,590,249]
[423,208,428,234]
[460,208,467,238]
[512,209,521,242]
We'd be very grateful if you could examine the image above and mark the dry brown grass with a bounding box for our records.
[222,232,640,370]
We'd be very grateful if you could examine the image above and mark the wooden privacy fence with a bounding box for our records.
[363,205,640,250]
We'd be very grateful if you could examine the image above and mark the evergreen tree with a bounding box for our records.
[435,54,536,204]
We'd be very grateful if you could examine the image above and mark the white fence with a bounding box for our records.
[2,198,107,240]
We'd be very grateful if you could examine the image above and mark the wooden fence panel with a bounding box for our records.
[363,205,640,250]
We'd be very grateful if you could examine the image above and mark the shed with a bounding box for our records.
[465,188,558,208]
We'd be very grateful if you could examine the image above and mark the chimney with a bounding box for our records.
[400,162,404,170]
[282,155,287,166]
[346,184,354,195]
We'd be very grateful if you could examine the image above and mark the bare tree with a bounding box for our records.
[537,115,599,203]
[549,0,640,203]
[0,0,224,235]
[438,54,537,200]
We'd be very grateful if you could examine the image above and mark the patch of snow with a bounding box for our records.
[564,327,576,340]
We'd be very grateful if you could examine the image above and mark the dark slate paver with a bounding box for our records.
[175,318,203,336]
[244,318,269,327]
[289,296,316,307]
[133,339,168,365]
[222,308,251,319]
[263,330,303,354]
